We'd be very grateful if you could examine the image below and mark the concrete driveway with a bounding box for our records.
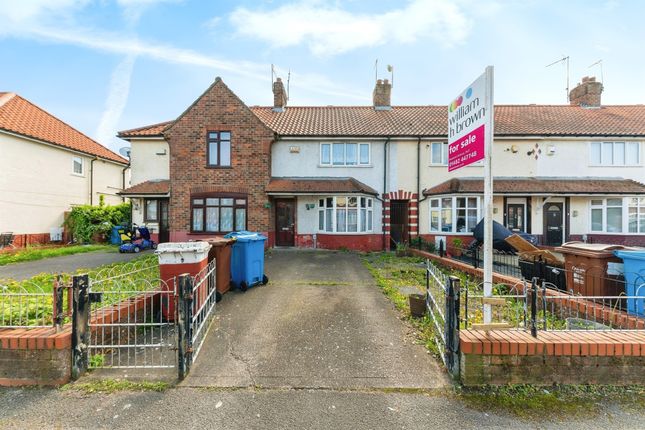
[182,250,447,389]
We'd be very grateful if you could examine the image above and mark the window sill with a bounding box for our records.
[205,166,233,169]
[316,231,375,235]
[71,172,85,177]
[318,164,372,168]
[428,231,474,236]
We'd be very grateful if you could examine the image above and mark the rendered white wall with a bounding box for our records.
[129,138,170,185]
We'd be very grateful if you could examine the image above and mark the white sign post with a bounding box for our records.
[448,66,495,324]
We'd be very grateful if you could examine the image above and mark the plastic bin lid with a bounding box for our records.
[614,250,645,261]
[195,236,235,247]
[223,231,267,242]
[156,241,212,253]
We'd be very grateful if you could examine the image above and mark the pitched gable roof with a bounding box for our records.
[119,104,645,139]
[117,121,172,138]
[0,92,127,164]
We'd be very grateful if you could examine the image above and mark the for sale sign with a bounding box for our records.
[447,71,491,171]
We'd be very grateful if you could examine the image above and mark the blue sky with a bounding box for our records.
[1,0,644,152]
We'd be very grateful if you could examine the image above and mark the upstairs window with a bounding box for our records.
[430,142,448,165]
[72,156,83,175]
[320,143,370,166]
[590,142,640,166]
[207,131,231,167]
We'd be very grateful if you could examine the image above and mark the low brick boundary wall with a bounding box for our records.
[0,327,72,386]
[0,293,163,386]
[409,248,645,329]
[460,329,645,386]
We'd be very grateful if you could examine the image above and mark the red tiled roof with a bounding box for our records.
[120,179,170,196]
[266,177,378,195]
[423,177,645,196]
[120,104,645,138]
[117,121,173,138]
[0,92,127,164]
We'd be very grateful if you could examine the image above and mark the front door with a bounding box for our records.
[545,203,563,246]
[506,204,525,232]
[275,199,295,247]
[159,199,170,243]
[390,200,409,250]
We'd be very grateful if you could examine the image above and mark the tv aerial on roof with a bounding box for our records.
[588,59,604,83]
[546,55,570,103]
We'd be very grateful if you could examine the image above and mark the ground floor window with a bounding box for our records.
[191,194,247,233]
[318,196,373,233]
[429,196,480,233]
[144,199,158,222]
[589,197,645,234]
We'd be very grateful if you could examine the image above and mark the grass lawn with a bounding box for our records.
[0,244,116,267]
[1,254,159,326]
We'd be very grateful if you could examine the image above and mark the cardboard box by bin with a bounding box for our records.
[555,242,626,297]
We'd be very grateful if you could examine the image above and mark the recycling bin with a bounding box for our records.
[223,231,268,291]
[555,242,627,297]
[110,225,126,245]
[614,250,645,316]
[156,241,211,320]
[197,236,236,301]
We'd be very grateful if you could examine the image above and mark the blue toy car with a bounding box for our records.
[119,225,157,253]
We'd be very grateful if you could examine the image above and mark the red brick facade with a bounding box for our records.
[164,78,276,245]
[295,233,382,252]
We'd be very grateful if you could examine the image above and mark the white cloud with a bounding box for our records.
[230,0,471,56]
[0,0,366,102]
[116,0,182,25]
[95,55,137,148]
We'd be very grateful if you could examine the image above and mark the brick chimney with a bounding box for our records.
[272,77,287,112]
[569,76,603,107]
[373,79,392,110]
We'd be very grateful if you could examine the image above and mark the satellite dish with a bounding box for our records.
[119,147,131,158]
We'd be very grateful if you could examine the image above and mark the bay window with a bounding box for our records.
[318,196,373,233]
[628,197,645,233]
[430,196,481,233]
[191,194,246,233]
[320,143,370,166]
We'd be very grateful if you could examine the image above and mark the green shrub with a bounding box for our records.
[65,199,131,244]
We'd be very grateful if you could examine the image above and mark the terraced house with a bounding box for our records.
[118,76,645,249]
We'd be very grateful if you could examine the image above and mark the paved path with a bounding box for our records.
[1,386,642,429]
[1,250,642,428]
[182,250,447,389]
[0,249,153,281]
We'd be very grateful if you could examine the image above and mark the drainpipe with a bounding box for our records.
[90,157,98,205]
[121,163,130,203]
[382,137,390,250]
[416,136,421,237]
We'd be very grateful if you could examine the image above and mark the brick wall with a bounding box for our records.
[460,329,645,386]
[382,190,418,249]
[296,233,382,252]
[0,328,71,386]
[165,78,275,244]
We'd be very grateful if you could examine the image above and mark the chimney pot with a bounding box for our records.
[272,77,287,112]
[569,75,603,108]
[373,79,392,110]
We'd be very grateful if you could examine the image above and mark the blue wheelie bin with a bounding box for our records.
[614,250,645,316]
[224,231,268,291]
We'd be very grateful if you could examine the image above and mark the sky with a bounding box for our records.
[1,0,644,153]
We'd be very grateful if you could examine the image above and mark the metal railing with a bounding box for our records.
[178,259,218,379]
[0,276,70,329]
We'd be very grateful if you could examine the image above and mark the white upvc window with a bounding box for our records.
[72,156,84,175]
[318,196,373,233]
[590,141,640,166]
[590,198,627,233]
[429,196,481,233]
[628,197,645,234]
[320,143,370,166]
[430,142,448,165]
